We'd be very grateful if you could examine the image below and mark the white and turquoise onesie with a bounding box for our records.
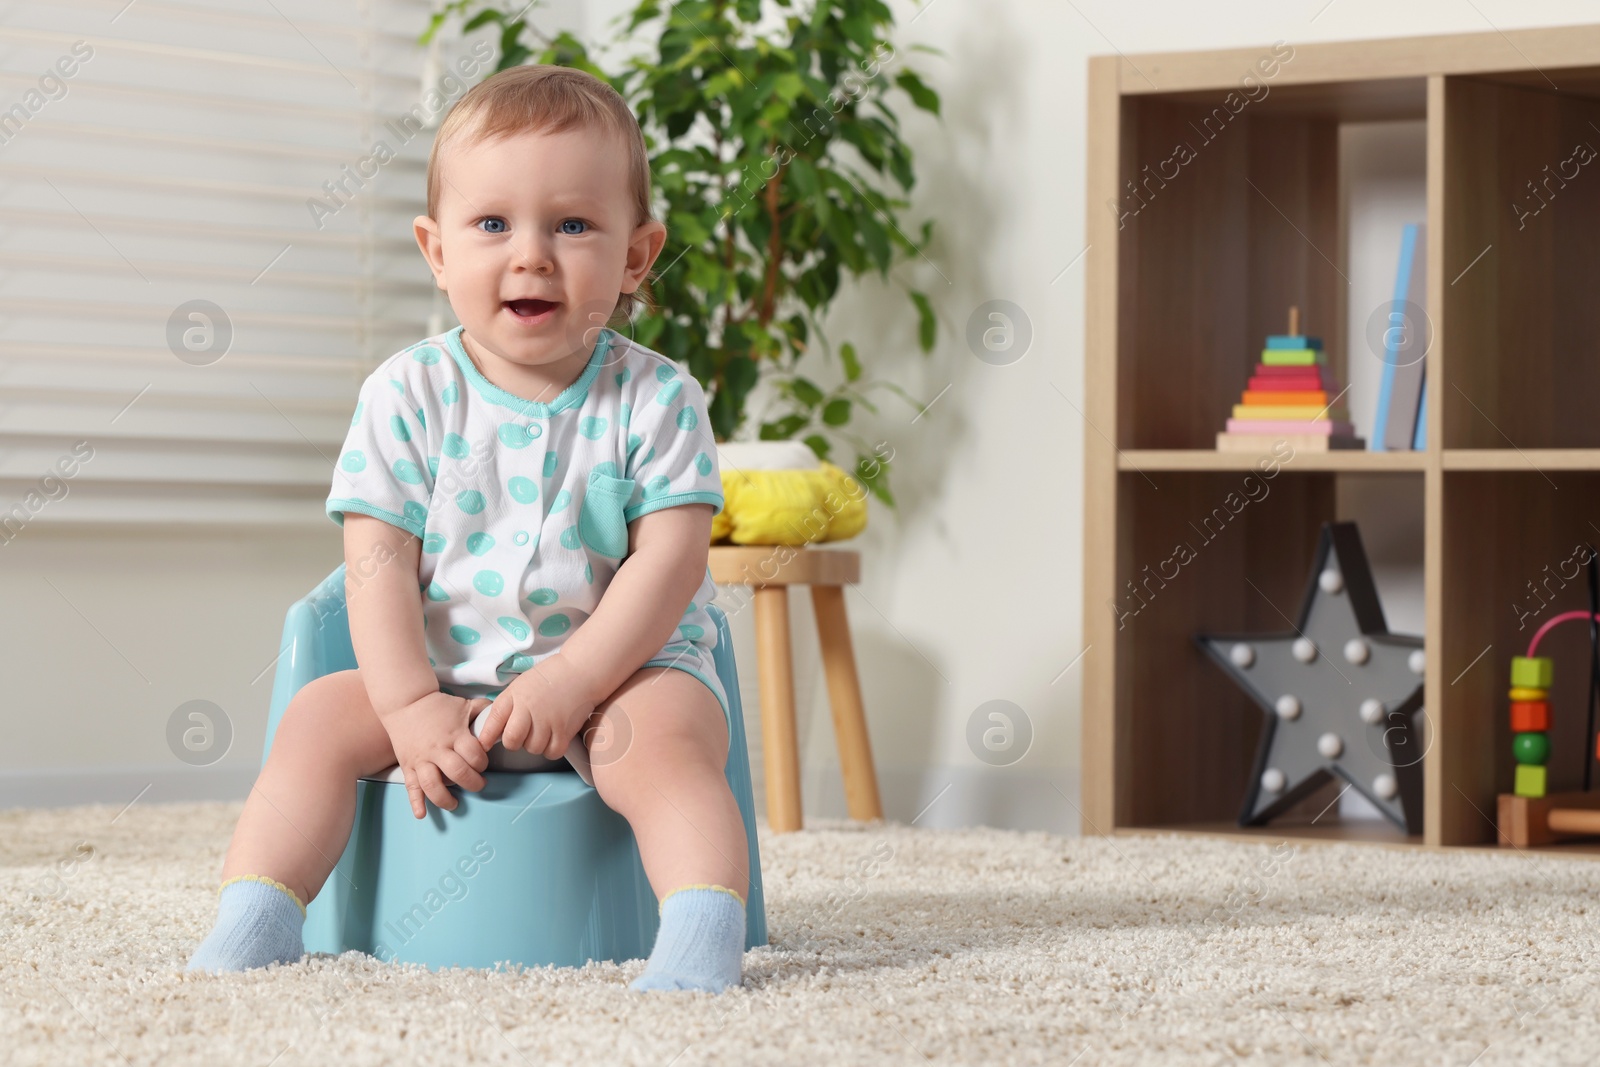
[325,324,728,768]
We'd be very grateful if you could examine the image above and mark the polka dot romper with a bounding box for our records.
[326,324,729,743]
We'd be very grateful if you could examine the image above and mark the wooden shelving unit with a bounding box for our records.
[1081,24,1600,855]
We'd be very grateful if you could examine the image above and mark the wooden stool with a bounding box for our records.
[708,545,883,833]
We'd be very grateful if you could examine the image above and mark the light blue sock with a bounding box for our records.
[629,884,746,993]
[185,875,306,974]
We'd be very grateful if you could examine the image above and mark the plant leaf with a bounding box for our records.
[803,433,832,460]
[790,376,824,408]
[895,70,941,115]
[419,9,450,44]
[839,341,861,382]
[910,289,936,352]
[760,413,810,440]
[854,452,895,506]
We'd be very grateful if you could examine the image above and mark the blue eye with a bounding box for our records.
[478,217,507,234]
[559,219,588,235]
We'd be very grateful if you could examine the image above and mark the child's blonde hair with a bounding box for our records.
[427,64,657,325]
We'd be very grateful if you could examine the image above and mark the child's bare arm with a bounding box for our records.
[343,514,488,816]
[343,513,437,712]
[476,503,714,754]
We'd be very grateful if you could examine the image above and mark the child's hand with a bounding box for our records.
[378,691,492,818]
[476,655,602,763]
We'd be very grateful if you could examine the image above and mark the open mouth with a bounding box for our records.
[504,298,559,321]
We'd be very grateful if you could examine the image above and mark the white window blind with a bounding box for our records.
[0,0,481,527]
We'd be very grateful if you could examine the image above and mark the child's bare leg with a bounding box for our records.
[186,669,402,973]
[219,669,403,907]
[588,666,749,992]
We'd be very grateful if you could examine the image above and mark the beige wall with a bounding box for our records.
[0,526,341,805]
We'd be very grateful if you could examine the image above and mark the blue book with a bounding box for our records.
[1412,376,1427,450]
[1371,223,1426,451]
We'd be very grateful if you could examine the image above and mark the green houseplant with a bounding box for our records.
[420,0,942,507]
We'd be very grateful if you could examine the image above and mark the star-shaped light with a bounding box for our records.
[1196,521,1425,834]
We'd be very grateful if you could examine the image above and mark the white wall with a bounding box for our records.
[6,1,1597,835]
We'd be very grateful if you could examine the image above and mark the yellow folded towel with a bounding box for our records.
[713,460,867,546]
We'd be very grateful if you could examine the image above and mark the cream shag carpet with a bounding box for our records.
[4,800,1600,1066]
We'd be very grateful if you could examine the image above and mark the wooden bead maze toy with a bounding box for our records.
[1496,552,1600,847]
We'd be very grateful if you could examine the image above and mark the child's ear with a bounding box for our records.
[413,215,447,291]
[621,218,667,294]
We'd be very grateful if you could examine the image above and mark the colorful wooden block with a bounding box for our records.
[1510,700,1551,732]
[1514,763,1548,799]
[1256,362,1327,374]
[1224,418,1357,435]
[1508,686,1548,702]
[1249,375,1330,391]
[1265,335,1323,350]
[1261,348,1325,366]
[1510,656,1553,689]
[1512,731,1551,765]
[1216,430,1366,452]
[1241,390,1329,406]
[1233,404,1344,421]
[1251,378,1329,394]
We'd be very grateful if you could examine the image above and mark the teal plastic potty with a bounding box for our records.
[261,564,767,971]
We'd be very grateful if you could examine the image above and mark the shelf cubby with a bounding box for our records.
[1441,72,1600,451]
[1112,467,1422,839]
[1438,469,1600,846]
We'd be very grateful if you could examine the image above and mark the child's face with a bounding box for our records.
[414,124,665,375]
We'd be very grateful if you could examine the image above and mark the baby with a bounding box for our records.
[186,65,749,993]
